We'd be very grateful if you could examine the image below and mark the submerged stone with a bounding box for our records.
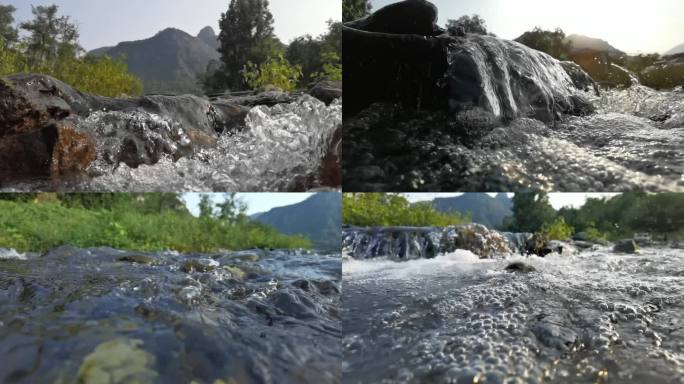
[77,338,157,384]
[505,261,536,273]
[614,239,639,254]
[181,258,219,273]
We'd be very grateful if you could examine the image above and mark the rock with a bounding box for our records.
[343,2,596,122]
[118,255,157,265]
[614,239,639,254]
[308,81,342,105]
[346,0,443,36]
[560,61,600,95]
[0,73,316,185]
[572,231,590,241]
[505,262,536,273]
[180,258,219,273]
[77,338,157,384]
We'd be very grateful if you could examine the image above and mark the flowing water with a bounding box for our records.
[3,96,341,192]
[0,246,341,384]
[343,34,684,192]
[342,247,684,383]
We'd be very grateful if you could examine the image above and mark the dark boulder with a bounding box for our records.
[346,0,443,36]
[308,81,342,105]
[343,1,597,122]
[505,262,536,273]
[560,61,600,95]
[614,239,639,254]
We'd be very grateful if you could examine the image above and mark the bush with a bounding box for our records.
[242,55,302,92]
[1,37,142,97]
[0,200,310,253]
[540,217,573,240]
[312,52,342,82]
[343,193,470,227]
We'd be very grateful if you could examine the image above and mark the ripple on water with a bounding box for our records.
[343,248,684,383]
[0,246,341,383]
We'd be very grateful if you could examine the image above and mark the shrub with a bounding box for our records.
[242,55,302,92]
[540,217,573,240]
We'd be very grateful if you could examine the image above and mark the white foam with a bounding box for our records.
[0,248,26,260]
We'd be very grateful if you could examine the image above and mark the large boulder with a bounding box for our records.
[614,239,639,254]
[308,81,342,105]
[343,0,596,122]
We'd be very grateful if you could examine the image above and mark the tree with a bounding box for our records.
[215,0,277,91]
[515,27,573,60]
[508,190,556,233]
[198,194,215,218]
[217,193,247,224]
[242,54,302,91]
[343,0,372,22]
[20,5,81,66]
[286,20,342,86]
[0,5,18,47]
[446,15,489,35]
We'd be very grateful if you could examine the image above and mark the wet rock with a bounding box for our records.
[343,1,596,122]
[614,239,639,254]
[77,338,157,384]
[346,0,442,36]
[530,320,578,351]
[560,61,600,95]
[181,258,219,273]
[308,81,342,105]
[505,262,536,273]
[118,255,157,265]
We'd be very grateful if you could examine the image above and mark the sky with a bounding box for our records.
[6,0,341,51]
[371,0,683,54]
[183,193,315,217]
[404,193,621,210]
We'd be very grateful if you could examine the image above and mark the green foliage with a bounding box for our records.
[214,0,277,91]
[286,21,342,87]
[446,15,489,35]
[19,5,81,65]
[343,193,470,227]
[583,223,608,242]
[242,55,302,91]
[0,5,18,46]
[540,217,573,240]
[0,6,142,97]
[507,191,556,233]
[0,198,310,253]
[343,0,372,22]
[515,27,573,60]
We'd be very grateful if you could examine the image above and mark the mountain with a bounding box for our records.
[566,34,625,55]
[431,193,512,229]
[89,27,219,95]
[197,26,219,50]
[665,43,684,57]
[252,193,342,252]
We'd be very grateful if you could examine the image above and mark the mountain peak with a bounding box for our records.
[197,26,219,50]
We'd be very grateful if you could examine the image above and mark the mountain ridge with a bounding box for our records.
[89,26,219,95]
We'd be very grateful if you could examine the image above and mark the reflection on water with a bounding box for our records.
[0,246,341,383]
[343,247,684,383]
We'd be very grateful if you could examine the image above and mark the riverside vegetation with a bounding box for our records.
[0,193,310,253]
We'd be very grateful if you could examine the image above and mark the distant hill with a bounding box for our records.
[432,193,512,229]
[665,43,684,57]
[89,27,219,95]
[252,193,341,252]
[566,34,625,55]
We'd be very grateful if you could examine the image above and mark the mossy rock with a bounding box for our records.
[222,265,246,280]
[77,338,157,384]
[181,258,219,273]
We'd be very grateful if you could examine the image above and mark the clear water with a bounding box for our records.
[2,96,341,192]
[343,247,684,383]
[0,246,341,383]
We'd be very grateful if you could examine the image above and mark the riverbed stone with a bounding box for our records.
[614,239,639,254]
[77,338,157,384]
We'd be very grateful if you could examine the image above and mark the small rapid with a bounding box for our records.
[343,246,684,383]
[0,246,341,383]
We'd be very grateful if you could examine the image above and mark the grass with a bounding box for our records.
[0,200,310,253]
